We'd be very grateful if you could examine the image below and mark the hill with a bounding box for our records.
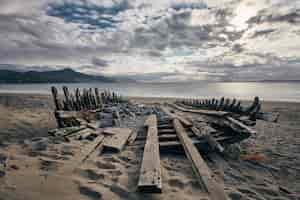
[0,68,117,83]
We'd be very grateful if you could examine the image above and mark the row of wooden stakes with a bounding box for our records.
[177,96,261,120]
[51,86,127,111]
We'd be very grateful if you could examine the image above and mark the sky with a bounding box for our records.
[0,0,300,82]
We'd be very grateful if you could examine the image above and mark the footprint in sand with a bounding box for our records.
[251,186,280,198]
[96,161,116,170]
[227,190,245,200]
[110,183,137,200]
[237,187,266,200]
[77,168,105,181]
[95,161,123,181]
[168,178,185,189]
[39,158,60,172]
[79,184,103,200]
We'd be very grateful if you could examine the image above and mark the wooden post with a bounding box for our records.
[62,86,72,111]
[217,97,225,111]
[222,98,230,111]
[51,86,62,110]
[244,96,260,114]
[173,119,228,200]
[138,115,162,193]
[229,98,236,112]
[75,88,82,110]
[94,88,102,108]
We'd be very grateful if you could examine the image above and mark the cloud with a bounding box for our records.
[91,57,110,67]
[0,0,299,81]
[46,0,131,30]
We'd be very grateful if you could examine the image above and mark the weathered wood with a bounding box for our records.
[138,115,162,193]
[75,88,82,110]
[217,97,225,111]
[103,128,132,152]
[48,126,85,137]
[191,126,224,153]
[161,106,193,127]
[80,135,105,163]
[94,88,102,108]
[77,129,98,140]
[158,129,176,134]
[225,116,256,136]
[244,96,260,114]
[228,98,236,111]
[173,119,228,200]
[62,86,72,111]
[51,86,62,110]
[171,103,228,117]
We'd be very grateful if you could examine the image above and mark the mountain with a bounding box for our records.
[0,68,117,83]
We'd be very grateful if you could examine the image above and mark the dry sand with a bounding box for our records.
[0,93,299,200]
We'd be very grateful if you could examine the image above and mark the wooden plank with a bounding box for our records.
[102,128,132,152]
[170,103,228,117]
[160,106,193,127]
[158,128,176,134]
[173,119,228,200]
[49,126,86,137]
[225,117,256,136]
[138,115,162,193]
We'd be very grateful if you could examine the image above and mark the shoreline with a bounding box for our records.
[1,92,300,104]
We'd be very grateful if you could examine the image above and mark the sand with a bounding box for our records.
[0,93,300,200]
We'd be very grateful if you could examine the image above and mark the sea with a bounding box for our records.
[0,82,299,102]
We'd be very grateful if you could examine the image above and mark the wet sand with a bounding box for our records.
[0,93,299,200]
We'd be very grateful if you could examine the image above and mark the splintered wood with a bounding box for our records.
[138,115,162,193]
[173,119,228,200]
[103,128,132,152]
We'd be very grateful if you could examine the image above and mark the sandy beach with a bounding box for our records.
[0,93,299,200]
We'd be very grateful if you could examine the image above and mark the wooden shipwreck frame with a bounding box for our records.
[49,86,279,199]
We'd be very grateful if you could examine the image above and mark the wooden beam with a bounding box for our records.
[161,106,193,127]
[51,86,62,110]
[170,103,228,117]
[102,128,132,152]
[138,115,162,193]
[173,119,228,200]
[225,116,256,136]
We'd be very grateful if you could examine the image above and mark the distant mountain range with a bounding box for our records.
[0,68,122,83]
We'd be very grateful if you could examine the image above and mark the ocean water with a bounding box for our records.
[0,82,299,102]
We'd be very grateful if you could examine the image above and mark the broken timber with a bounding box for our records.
[160,106,193,127]
[173,119,228,200]
[191,126,224,153]
[168,103,228,117]
[170,103,256,141]
[102,128,132,153]
[138,114,162,193]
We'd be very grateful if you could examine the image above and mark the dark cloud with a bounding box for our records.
[0,0,299,81]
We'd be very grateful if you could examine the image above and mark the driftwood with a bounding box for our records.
[177,96,279,123]
[138,115,162,193]
[102,128,132,153]
[173,119,228,200]
[160,106,193,127]
[169,103,228,117]
[191,126,224,153]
